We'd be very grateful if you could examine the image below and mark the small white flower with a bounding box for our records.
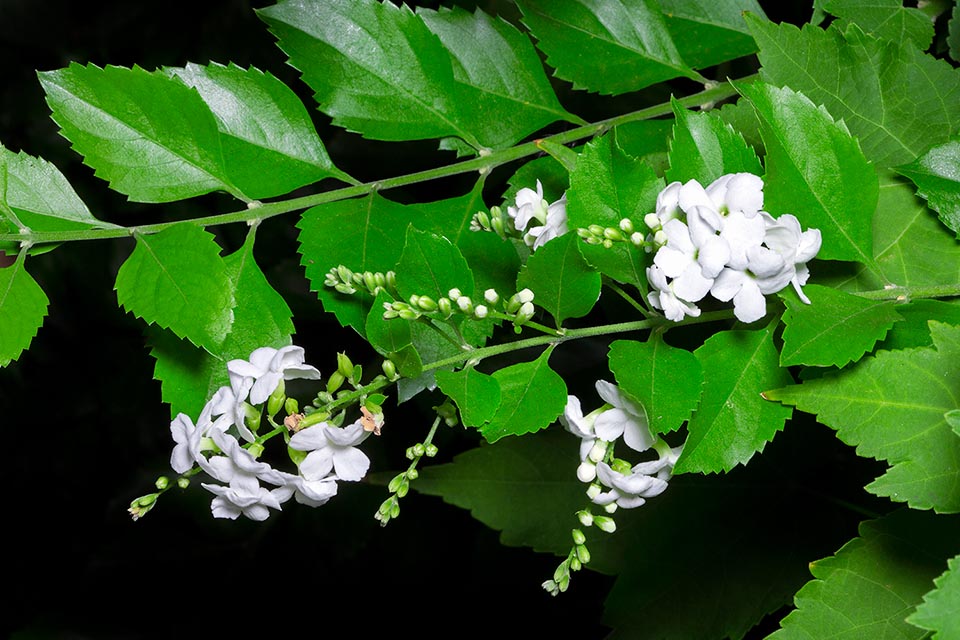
[706,172,764,218]
[591,461,669,509]
[525,193,568,250]
[289,420,371,482]
[593,380,654,453]
[227,345,321,406]
[646,264,702,322]
[559,395,598,461]
[508,180,547,231]
[760,213,822,303]
[271,471,339,508]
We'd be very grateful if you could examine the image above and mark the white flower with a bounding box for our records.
[710,245,789,323]
[508,180,547,231]
[202,474,285,521]
[592,461,669,509]
[525,193,568,250]
[646,264,702,321]
[705,172,764,218]
[760,213,822,303]
[560,395,599,461]
[506,181,569,250]
[206,382,254,442]
[227,345,321,406]
[592,380,654,453]
[169,397,232,474]
[289,420,371,482]
[271,471,339,508]
[652,219,716,301]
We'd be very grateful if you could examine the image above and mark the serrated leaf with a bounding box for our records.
[765,322,960,512]
[896,137,960,238]
[418,6,577,150]
[39,63,247,203]
[150,227,294,417]
[259,0,480,147]
[365,289,412,356]
[666,96,763,186]
[748,16,960,168]
[739,81,879,269]
[167,62,352,198]
[675,322,793,474]
[779,284,902,367]
[0,253,48,367]
[907,554,960,638]
[115,223,234,353]
[657,0,766,70]
[515,232,601,327]
[481,347,566,442]
[567,133,662,291]
[516,0,701,95]
[0,145,114,233]
[823,0,934,49]
[770,509,960,640]
[877,300,960,352]
[396,226,474,302]
[608,336,702,436]
[435,367,501,428]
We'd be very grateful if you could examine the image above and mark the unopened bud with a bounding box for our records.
[381,359,398,381]
[588,440,607,463]
[456,296,473,314]
[575,544,591,564]
[619,218,634,234]
[586,483,602,500]
[594,515,617,533]
[267,380,286,417]
[395,477,410,498]
[406,468,419,480]
[630,232,644,246]
[398,308,421,320]
[437,297,453,316]
[517,288,534,303]
[570,557,582,572]
[285,397,299,415]
[336,265,354,283]
[604,227,623,241]
[412,443,426,458]
[448,288,462,300]
[577,510,594,527]
[155,476,169,490]
[177,477,190,489]
[243,402,261,433]
[604,502,618,514]
[424,443,438,457]
[577,461,597,483]
[335,282,357,295]
[418,296,439,312]
[588,224,604,236]
[491,214,505,237]
[388,473,405,493]
[327,371,345,395]
[473,304,488,319]
[515,301,535,324]
[484,289,499,304]
[572,529,586,545]
[363,271,377,292]
[644,212,660,229]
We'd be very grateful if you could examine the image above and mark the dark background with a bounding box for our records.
[0,1,860,638]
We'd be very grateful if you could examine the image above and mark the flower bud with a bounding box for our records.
[602,238,614,249]
[336,265,354,283]
[456,296,473,314]
[575,544,591,564]
[398,308,421,320]
[472,211,491,231]
[604,227,623,241]
[351,364,363,386]
[572,529,586,545]
[388,473,405,493]
[594,516,617,533]
[419,296,439,312]
[473,305,488,319]
[588,224,604,236]
[588,440,607,463]
[412,443,426,458]
[577,461,597,483]
[517,288,534,304]
[243,402,261,433]
[611,458,632,475]
[577,510,594,527]
[604,502,618,514]
[396,477,410,498]
[437,297,453,316]
[619,218,634,234]
[154,476,169,490]
[408,294,421,307]
[406,468,419,480]
[381,359,398,381]
[483,289,499,305]
[363,271,377,292]
[390,498,401,518]
[324,270,339,287]
[542,579,560,596]
[405,447,415,460]
[515,301,535,324]
[448,288,462,300]
[586,483,602,500]
[177,477,190,489]
[285,397,300,416]
[334,282,356,295]
[327,370,345,395]
[299,410,330,429]
[267,380,286,417]
[570,557,582,572]
[385,271,397,289]
[491,213,506,237]
[424,443,438,457]
[336,352,355,379]
[630,232,644,246]
[643,212,660,229]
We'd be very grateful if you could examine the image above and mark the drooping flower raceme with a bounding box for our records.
[644,173,821,323]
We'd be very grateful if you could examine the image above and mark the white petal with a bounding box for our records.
[289,424,331,451]
[732,280,767,323]
[299,449,335,481]
[332,447,371,482]
[594,408,628,442]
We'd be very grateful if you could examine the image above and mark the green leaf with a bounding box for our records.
[770,509,960,640]
[418,6,577,150]
[896,137,960,238]
[951,3,960,63]
[567,133,662,291]
[115,223,234,353]
[515,233,601,327]
[515,0,701,95]
[39,63,247,203]
[748,16,960,168]
[907,554,960,638]
[657,0,766,70]
[608,336,702,436]
[739,81,879,269]
[674,322,793,474]
[481,347,567,442]
[765,322,960,512]
[666,96,763,186]
[779,284,902,368]
[0,145,114,233]
[395,226,474,302]
[167,62,353,198]
[0,253,48,367]
[365,289,412,356]
[298,194,422,336]
[822,0,934,49]
[150,227,294,418]
[259,0,480,147]
[877,300,960,352]
[435,367,501,428]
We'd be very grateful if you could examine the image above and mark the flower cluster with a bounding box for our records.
[561,380,682,511]
[644,173,822,323]
[472,180,569,250]
[164,346,377,521]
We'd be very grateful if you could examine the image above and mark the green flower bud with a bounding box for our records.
[396,477,410,498]
[386,271,397,289]
[374,272,387,288]
[398,308,421,320]
[299,410,330,429]
[412,443,426,458]
[285,397,299,416]
[611,458,632,475]
[247,442,265,458]
[570,557,582,572]
[553,562,569,583]
[576,227,594,239]
[435,297,452,317]
[351,364,363,386]
[542,579,559,596]
[572,529,586,545]
[388,473,406,493]
[416,295,438,312]
[602,238,613,249]
[405,447,415,460]
[335,282,357,295]
[619,218,635,234]
[631,232,645,246]
[390,498,401,518]
[576,544,591,564]
[491,213,506,237]
[363,271,377,292]
[594,515,617,533]
[577,510,594,527]
[243,403,261,434]
[177,477,190,489]
[336,265,354,283]
[155,476,170,490]
[327,370,345,395]
[381,359,398,381]
[588,224,605,236]
[473,211,491,230]
[604,502,618,514]
[483,289,499,305]
[406,468,419,480]
[514,301,535,324]
[424,443,438,457]
[604,227,623,241]
[267,380,286,417]
[336,352,354,379]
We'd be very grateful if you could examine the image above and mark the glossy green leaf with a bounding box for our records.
[567,133,662,292]
[876,300,960,352]
[657,0,766,70]
[823,0,934,49]
[366,289,412,356]
[907,554,960,638]
[771,509,960,640]
[167,62,353,198]
[39,63,246,203]
[739,81,879,269]
[0,253,48,367]
[115,223,234,353]
[481,347,567,442]
[515,0,701,95]
[674,322,793,474]
[435,367,501,428]
[418,6,577,150]
[766,322,960,512]
[779,284,902,368]
[515,233,601,327]
[749,16,960,168]
[150,227,295,418]
[395,226,474,302]
[608,336,702,436]
[259,0,480,147]
[896,137,960,238]
[666,97,762,186]
[0,145,114,233]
